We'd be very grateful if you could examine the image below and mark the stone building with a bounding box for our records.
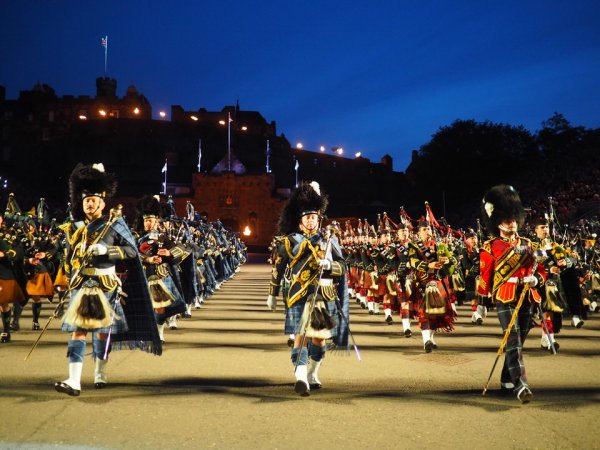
[1,77,410,247]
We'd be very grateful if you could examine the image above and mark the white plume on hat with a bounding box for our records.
[309,181,321,196]
[92,163,105,173]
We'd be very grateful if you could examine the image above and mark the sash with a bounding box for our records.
[492,242,533,294]
[286,239,322,307]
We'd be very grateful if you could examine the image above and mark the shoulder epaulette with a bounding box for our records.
[482,239,493,253]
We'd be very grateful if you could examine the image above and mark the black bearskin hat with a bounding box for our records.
[417,219,430,229]
[133,195,162,233]
[531,214,549,228]
[138,195,162,219]
[464,228,477,239]
[69,163,117,220]
[481,184,525,234]
[277,181,328,235]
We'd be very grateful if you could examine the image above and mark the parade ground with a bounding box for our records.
[1,255,599,450]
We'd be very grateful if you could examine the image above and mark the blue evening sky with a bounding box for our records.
[1,1,599,170]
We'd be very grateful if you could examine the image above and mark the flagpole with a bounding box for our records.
[294,157,299,187]
[104,35,108,76]
[162,158,168,195]
[266,140,270,173]
[227,112,232,171]
[197,139,202,173]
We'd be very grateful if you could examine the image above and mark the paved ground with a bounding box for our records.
[1,255,599,450]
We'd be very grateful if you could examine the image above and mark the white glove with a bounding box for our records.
[88,243,108,256]
[318,259,332,270]
[523,275,538,287]
[266,295,277,311]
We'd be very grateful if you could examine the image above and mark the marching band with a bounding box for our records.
[1,164,599,405]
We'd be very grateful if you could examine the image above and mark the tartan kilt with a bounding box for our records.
[61,288,128,334]
[348,266,358,287]
[377,274,387,296]
[0,279,25,305]
[361,270,372,289]
[154,275,186,323]
[415,279,456,331]
[284,295,338,338]
[54,266,69,289]
[26,272,55,296]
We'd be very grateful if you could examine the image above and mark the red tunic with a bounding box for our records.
[478,236,546,303]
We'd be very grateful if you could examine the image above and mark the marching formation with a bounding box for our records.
[268,182,600,403]
[1,163,598,405]
[0,163,247,396]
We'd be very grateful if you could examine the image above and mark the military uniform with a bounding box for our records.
[267,181,347,396]
[54,163,160,397]
[478,184,547,403]
[0,218,26,343]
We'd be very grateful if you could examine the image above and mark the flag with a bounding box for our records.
[294,159,299,170]
[161,161,168,173]
[228,112,233,123]
[101,36,107,48]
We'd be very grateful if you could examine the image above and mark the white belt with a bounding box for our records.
[81,266,116,276]
[506,277,520,284]
[319,279,333,287]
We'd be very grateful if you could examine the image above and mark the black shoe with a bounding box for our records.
[432,342,438,349]
[476,317,483,326]
[386,316,393,324]
[548,342,560,352]
[424,340,434,353]
[181,312,192,319]
[32,322,41,331]
[54,381,80,397]
[368,310,374,315]
[404,329,412,338]
[309,382,322,390]
[287,338,294,348]
[9,321,19,331]
[517,386,533,404]
[94,382,107,389]
[294,380,310,396]
[0,332,11,343]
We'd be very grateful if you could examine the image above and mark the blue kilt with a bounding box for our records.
[155,275,186,324]
[284,298,338,337]
[61,288,129,334]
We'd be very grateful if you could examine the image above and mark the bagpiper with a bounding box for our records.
[54,163,161,397]
[478,185,546,403]
[267,181,347,396]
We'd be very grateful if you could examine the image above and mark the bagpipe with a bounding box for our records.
[138,231,177,257]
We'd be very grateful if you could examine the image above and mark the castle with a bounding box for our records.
[0,78,408,247]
